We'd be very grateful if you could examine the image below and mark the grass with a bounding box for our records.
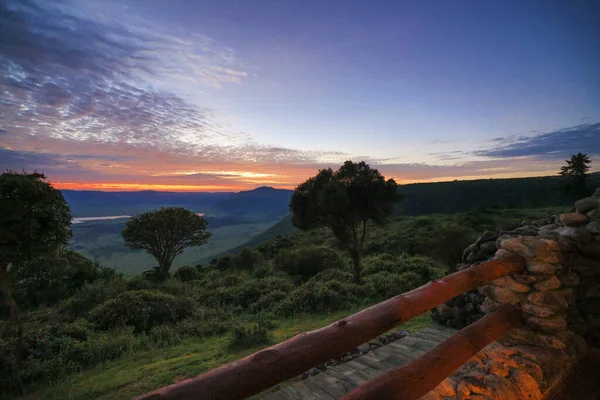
[19,311,432,400]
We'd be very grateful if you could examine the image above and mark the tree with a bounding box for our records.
[0,172,72,321]
[559,152,592,199]
[289,161,402,284]
[0,171,71,393]
[121,207,211,280]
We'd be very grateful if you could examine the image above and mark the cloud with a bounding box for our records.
[0,0,250,156]
[474,123,600,159]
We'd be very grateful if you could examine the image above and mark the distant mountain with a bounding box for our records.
[206,186,293,221]
[62,190,232,217]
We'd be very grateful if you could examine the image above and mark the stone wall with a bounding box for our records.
[425,188,600,399]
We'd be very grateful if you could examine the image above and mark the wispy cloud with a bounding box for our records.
[474,123,600,159]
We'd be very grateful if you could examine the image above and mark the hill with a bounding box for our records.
[62,190,232,217]
[395,174,600,215]
[214,174,600,257]
[205,186,293,221]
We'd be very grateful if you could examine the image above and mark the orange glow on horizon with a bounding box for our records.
[51,169,557,192]
[53,182,252,192]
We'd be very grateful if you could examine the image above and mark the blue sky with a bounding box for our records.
[1,0,599,190]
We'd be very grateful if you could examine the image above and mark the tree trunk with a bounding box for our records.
[158,259,172,280]
[0,267,24,394]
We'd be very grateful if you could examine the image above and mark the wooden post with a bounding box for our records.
[341,304,523,400]
[137,255,525,400]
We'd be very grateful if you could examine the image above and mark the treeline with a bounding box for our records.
[396,174,600,216]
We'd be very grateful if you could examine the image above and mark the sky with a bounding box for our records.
[1,0,600,192]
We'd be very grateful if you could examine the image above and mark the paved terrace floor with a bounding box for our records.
[262,324,458,400]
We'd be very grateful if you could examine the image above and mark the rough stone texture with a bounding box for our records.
[533,275,561,292]
[526,263,556,276]
[428,188,600,399]
[491,276,530,292]
[429,188,600,399]
[560,212,590,227]
[575,197,600,214]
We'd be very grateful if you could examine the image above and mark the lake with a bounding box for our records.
[71,213,205,224]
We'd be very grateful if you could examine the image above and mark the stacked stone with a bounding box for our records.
[533,187,600,347]
[489,236,581,353]
[424,188,600,399]
[431,291,485,328]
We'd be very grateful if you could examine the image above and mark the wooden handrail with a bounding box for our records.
[137,254,525,400]
[341,304,523,400]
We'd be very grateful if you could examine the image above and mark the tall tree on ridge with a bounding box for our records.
[559,152,592,199]
[289,161,402,284]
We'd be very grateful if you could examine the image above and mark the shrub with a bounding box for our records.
[62,277,127,317]
[276,279,356,315]
[308,269,354,284]
[127,276,155,291]
[229,248,266,271]
[88,290,194,333]
[274,245,347,279]
[364,271,422,300]
[173,265,203,282]
[228,317,272,349]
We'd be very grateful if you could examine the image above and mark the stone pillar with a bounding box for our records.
[425,188,600,399]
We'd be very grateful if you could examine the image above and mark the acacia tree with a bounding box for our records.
[559,152,592,199]
[290,161,402,284]
[121,207,211,280]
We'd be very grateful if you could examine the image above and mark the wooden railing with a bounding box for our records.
[138,254,525,400]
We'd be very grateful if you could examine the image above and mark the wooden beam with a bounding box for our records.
[341,304,522,400]
[137,255,525,400]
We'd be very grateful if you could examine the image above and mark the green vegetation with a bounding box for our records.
[121,208,211,280]
[290,161,401,283]
[2,164,588,399]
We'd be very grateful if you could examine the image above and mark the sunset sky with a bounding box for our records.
[1,0,599,192]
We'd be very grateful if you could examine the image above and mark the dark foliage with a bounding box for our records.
[290,161,401,283]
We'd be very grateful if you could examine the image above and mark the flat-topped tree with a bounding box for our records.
[290,161,402,284]
[121,207,211,280]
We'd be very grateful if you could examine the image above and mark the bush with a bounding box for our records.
[276,279,356,315]
[173,265,203,282]
[88,290,194,333]
[274,245,347,279]
[309,269,354,284]
[229,248,266,271]
[175,306,234,337]
[199,276,293,312]
[62,277,127,317]
[228,317,272,349]
[127,276,155,291]
[364,271,422,300]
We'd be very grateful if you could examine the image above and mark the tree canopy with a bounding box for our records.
[0,172,72,319]
[289,161,402,283]
[121,207,211,280]
[560,152,591,177]
[559,153,592,199]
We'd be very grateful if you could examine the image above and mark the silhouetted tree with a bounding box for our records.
[559,153,592,199]
[121,207,211,280]
[0,172,72,321]
[289,161,402,284]
[0,171,72,392]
